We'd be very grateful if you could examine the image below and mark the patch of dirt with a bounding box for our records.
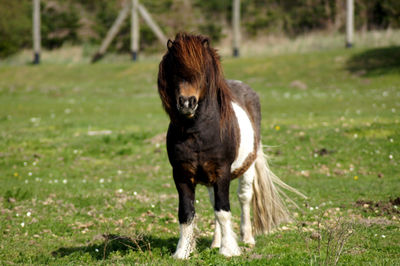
[355,197,400,216]
[145,133,166,145]
[357,216,393,226]
[290,80,308,90]
[314,148,334,156]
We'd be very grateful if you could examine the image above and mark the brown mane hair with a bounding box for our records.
[158,33,234,133]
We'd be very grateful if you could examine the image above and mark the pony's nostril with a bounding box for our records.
[178,96,185,107]
[189,96,197,109]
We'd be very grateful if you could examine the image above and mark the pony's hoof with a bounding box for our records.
[172,251,190,260]
[172,248,192,260]
[210,240,221,249]
[242,236,255,247]
[219,245,241,257]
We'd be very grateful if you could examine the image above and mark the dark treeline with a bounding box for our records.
[0,0,399,57]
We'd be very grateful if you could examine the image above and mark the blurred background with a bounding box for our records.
[0,1,399,264]
[1,0,400,62]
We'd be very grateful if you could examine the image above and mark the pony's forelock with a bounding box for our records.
[158,32,234,133]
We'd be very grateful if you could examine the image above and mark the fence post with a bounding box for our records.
[137,3,167,45]
[33,0,41,64]
[92,2,131,63]
[346,0,354,48]
[131,0,139,61]
[232,0,240,57]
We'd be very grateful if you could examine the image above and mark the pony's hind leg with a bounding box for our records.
[237,163,256,245]
[207,187,221,248]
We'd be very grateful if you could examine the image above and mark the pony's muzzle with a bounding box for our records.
[177,96,198,118]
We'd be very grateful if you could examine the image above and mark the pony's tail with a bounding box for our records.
[252,144,306,235]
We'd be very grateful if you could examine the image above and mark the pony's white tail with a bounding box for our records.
[252,145,306,235]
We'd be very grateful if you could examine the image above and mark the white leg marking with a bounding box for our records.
[231,102,255,173]
[207,187,221,248]
[238,163,256,245]
[173,219,196,259]
[215,210,241,257]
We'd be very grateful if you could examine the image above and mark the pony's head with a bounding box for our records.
[158,33,232,122]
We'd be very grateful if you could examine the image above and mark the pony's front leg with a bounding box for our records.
[172,174,196,259]
[213,172,241,257]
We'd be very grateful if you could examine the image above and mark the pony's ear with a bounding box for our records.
[167,39,173,50]
[202,38,209,49]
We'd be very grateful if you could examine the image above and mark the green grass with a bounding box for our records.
[0,46,399,265]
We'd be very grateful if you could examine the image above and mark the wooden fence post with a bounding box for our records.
[131,0,139,61]
[137,3,167,45]
[346,0,354,48]
[232,0,240,57]
[92,2,131,63]
[92,1,167,62]
[33,0,41,64]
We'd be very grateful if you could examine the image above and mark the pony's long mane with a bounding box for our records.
[158,33,234,133]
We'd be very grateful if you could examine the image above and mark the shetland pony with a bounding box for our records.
[157,33,304,259]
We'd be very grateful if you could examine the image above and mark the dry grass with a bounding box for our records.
[217,29,400,57]
[2,29,400,66]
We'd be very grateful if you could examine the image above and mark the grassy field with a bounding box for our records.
[0,45,399,265]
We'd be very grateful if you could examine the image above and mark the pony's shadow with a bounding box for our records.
[52,233,212,260]
[346,46,400,76]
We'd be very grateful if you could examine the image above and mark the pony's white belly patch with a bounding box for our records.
[231,102,255,173]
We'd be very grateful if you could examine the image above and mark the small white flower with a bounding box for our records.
[196,200,199,204]
[151,204,155,208]
[23,162,27,166]
[392,108,396,113]
[95,248,99,252]
[73,149,78,154]
[381,235,386,238]
[64,108,71,114]
[28,172,32,176]
[25,180,29,184]
[63,179,68,184]
[310,207,314,211]
[389,138,394,143]
[32,162,37,166]
[21,222,25,227]
[99,178,104,183]
[117,170,123,175]
[389,154,393,160]
[16,213,20,217]
[30,117,40,123]
[54,179,58,183]
[134,191,137,196]
[27,212,31,217]
[315,206,319,210]
[354,134,358,139]
[117,189,123,193]
[374,234,378,237]
[35,177,40,182]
